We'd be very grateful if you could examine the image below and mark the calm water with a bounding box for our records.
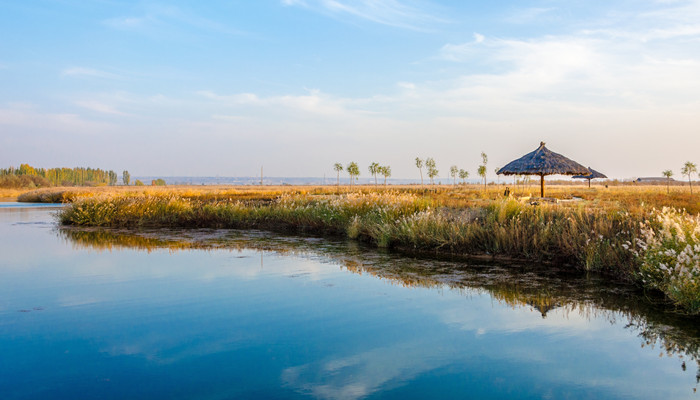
[1,205,698,399]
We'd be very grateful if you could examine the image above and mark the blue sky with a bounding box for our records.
[1,0,699,179]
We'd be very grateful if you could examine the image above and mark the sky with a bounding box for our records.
[1,0,699,180]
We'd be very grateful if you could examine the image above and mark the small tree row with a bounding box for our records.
[661,161,698,195]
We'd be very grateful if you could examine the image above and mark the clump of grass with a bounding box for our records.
[632,208,700,312]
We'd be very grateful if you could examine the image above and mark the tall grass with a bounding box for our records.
[20,183,700,213]
[633,208,700,312]
[58,192,637,268]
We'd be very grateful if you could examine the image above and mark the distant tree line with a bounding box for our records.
[335,152,490,188]
[0,164,119,188]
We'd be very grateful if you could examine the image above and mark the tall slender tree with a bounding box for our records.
[333,163,343,187]
[450,165,459,186]
[368,162,380,187]
[426,158,438,185]
[477,166,486,189]
[347,162,360,186]
[108,170,117,186]
[459,169,469,185]
[122,170,130,186]
[415,157,424,187]
[681,161,697,195]
[479,151,488,189]
[380,165,391,186]
[662,170,673,194]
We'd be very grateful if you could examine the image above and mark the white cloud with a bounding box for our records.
[196,89,351,117]
[282,340,447,400]
[103,4,246,36]
[61,67,120,79]
[75,100,129,116]
[282,0,445,30]
[0,103,112,134]
[103,16,147,29]
[503,7,556,24]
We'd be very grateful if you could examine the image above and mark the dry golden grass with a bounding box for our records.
[18,183,700,214]
[0,188,34,200]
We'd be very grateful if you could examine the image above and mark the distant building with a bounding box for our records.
[635,177,675,183]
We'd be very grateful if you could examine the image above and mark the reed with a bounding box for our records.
[20,183,700,213]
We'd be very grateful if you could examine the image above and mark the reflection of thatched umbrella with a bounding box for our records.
[497,142,589,198]
[527,300,560,318]
[572,167,607,188]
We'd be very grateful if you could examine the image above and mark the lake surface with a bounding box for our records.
[1,205,698,399]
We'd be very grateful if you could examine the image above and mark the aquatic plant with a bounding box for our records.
[633,208,700,313]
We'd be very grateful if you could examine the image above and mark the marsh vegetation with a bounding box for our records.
[37,184,699,313]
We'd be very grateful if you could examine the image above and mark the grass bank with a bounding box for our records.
[56,190,700,313]
[20,183,700,213]
[0,187,35,200]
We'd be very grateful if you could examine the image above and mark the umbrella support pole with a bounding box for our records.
[540,174,544,198]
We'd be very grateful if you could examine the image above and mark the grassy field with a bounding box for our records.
[16,183,700,313]
[0,187,34,200]
[15,183,700,213]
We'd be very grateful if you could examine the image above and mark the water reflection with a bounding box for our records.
[58,226,700,393]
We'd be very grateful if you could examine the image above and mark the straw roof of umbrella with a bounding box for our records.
[498,142,589,176]
[572,167,607,180]
[497,142,589,197]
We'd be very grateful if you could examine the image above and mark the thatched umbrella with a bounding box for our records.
[572,167,607,188]
[497,142,589,198]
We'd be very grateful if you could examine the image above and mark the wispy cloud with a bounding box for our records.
[0,103,113,135]
[503,7,557,24]
[103,4,247,37]
[583,24,700,41]
[282,0,445,30]
[196,89,351,116]
[282,340,447,400]
[75,100,129,116]
[61,67,121,79]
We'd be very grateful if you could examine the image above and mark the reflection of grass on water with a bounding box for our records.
[59,226,700,389]
[59,228,195,252]
[55,190,700,314]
